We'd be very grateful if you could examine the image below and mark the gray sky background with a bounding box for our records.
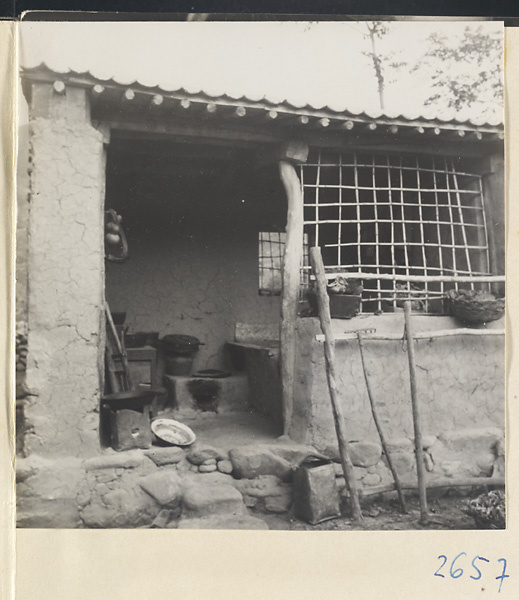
[18,20,503,123]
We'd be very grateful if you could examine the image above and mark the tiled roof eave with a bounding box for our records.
[21,63,505,135]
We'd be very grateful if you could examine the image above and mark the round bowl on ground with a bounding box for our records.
[151,418,196,447]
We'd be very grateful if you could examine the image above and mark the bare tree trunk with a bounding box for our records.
[367,24,386,111]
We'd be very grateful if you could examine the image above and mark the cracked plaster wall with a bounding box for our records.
[106,224,281,371]
[24,84,106,457]
[291,314,505,451]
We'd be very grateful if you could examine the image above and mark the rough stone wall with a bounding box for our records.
[291,314,505,452]
[106,225,281,371]
[24,84,106,457]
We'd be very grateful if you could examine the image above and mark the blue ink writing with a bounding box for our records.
[470,556,489,581]
[496,558,509,593]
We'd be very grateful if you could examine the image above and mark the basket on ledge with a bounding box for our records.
[445,289,505,325]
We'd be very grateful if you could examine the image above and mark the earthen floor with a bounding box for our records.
[155,408,281,451]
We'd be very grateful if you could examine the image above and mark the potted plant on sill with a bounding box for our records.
[306,275,363,319]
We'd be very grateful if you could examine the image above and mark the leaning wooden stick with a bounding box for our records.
[403,301,429,524]
[310,246,363,522]
[357,332,407,514]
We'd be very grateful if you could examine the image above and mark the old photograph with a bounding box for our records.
[15,18,505,531]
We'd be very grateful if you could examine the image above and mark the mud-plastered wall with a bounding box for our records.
[291,314,505,449]
[24,83,106,457]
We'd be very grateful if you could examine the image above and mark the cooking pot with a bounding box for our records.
[160,334,203,356]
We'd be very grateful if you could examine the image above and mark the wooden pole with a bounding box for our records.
[359,476,505,498]
[310,246,363,522]
[357,333,407,513]
[316,271,505,284]
[316,328,505,343]
[279,160,304,435]
[106,301,132,391]
[403,301,429,524]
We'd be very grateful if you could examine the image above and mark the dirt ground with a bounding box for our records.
[256,489,501,531]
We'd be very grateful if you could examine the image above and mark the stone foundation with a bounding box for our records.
[17,428,504,528]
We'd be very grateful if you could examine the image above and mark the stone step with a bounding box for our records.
[177,514,269,530]
[182,483,247,518]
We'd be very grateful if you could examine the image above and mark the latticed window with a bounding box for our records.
[259,231,310,295]
[300,149,492,314]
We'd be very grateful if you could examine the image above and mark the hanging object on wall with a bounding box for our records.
[105,208,129,262]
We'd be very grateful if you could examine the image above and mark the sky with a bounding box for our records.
[18,20,503,123]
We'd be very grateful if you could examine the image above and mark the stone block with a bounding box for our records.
[390,452,415,479]
[235,475,288,498]
[84,451,144,471]
[139,470,182,507]
[145,447,185,466]
[268,441,323,466]
[264,493,293,514]
[348,442,382,468]
[178,515,269,530]
[243,495,258,508]
[421,435,438,450]
[16,456,41,482]
[438,428,503,454]
[229,446,292,481]
[324,442,382,468]
[81,486,160,528]
[202,458,217,466]
[386,438,414,453]
[180,472,235,490]
[150,509,171,529]
[475,451,495,477]
[439,460,464,479]
[362,473,381,487]
[17,497,80,528]
[199,464,217,473]
[217,460,233,474]
[187,444,228,466]
[96,471,118,484]
[182,484,246,518]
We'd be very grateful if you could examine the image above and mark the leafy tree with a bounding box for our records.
[418,25,503,114]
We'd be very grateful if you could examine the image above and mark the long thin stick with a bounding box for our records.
[316,272,505,284]
[316,328,504,342]
[357,333,407,514]
[404,301,429,524]
[106,301,132,391]
[310,246,363,522]
[359,476,505,498]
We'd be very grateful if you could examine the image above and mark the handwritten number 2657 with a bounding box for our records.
[435,554,509,592]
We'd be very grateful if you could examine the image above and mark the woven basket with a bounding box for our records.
[445,289,505,325]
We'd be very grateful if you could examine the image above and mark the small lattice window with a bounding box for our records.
[301,150,491,313]
[259,231,309,295]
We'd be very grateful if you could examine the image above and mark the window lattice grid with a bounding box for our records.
[301,150,491,314]
[259,231,310,296]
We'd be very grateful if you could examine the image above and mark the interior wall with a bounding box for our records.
[105,139,285,371]
[106,225,281,370]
